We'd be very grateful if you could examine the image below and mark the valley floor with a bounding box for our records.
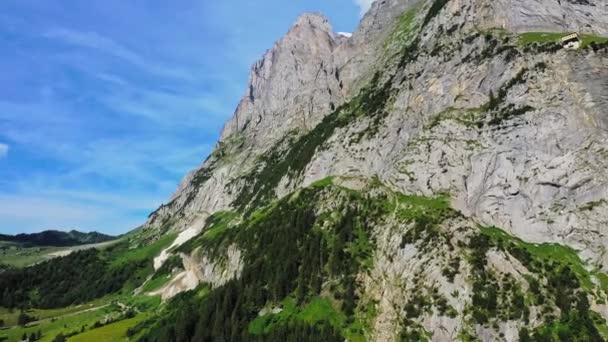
[0,295,158,342]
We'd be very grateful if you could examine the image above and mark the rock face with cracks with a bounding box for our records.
[140,0,608,340]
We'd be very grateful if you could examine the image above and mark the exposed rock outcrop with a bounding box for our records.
[142,0,608,339]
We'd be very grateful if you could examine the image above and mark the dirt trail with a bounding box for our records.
[45,239,121,259]
[16,304,112,328]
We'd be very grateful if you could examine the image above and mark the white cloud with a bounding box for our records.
[44,29,141,65]
[44,28,195,80]
[100,85,233,127]
[0,143,8,158]
[354,0,375,16]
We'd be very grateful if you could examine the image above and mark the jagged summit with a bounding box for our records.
[219,11,343,147]
[290,12,333,33]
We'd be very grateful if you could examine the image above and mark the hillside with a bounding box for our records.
[2,0,608,341]
[0,230,118,269]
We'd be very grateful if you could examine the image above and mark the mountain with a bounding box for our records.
[139,0,608,339]
[2,0,608,341]
[0,230,116,247]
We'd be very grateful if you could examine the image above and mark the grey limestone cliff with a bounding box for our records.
[143,0,608,339]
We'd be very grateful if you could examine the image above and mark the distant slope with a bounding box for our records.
[0,230,116,247]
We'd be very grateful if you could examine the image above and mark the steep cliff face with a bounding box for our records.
[144,13,347,232]
[144,0,430,232]
[140,0,608,340]
[479,0,608,35]
[149,0,608,266]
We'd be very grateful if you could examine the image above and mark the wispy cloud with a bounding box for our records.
[99,84,233,128]
[0,93,214,234]
[45,29,141,64]
[44,28,196,80]
[0,143,8,158]
[354,0,375,16]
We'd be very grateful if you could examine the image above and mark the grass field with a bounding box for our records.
[109,233,176,268]
[0,296,113,327]
[0,231,171,341]
[0,294,161,342]
[518,32,608,48]
[248,296,366,341]
[248,297,342,335]
[0,239,122,268]
[139,274,172,293]
[0,245,64,268]
[0,305,117,342]
[69,313,151,342]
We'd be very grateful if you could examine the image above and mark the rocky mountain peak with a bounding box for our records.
[290,12,333,34]
[219,12,344,149]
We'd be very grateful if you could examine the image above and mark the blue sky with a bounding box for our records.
[0,1,371,235]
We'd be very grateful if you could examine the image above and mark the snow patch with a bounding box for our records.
[153,225,202,270]
[337,32,353,38]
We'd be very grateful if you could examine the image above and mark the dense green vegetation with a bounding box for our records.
[135,181,393,341]
[248,297,350,341]
[3,303,154,342]
[467,226,605,340]
[132,179,463,342]
[0,233,176,309]
[0,249,131,309]
[0,297,112,328]
[1,293,161,342]
[2,178,606,341]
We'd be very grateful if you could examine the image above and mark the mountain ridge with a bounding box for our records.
[0,229,116,247]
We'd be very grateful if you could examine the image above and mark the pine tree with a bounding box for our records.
[18,312,32,326]
[53,333,66,342]
[343,275,356,317]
